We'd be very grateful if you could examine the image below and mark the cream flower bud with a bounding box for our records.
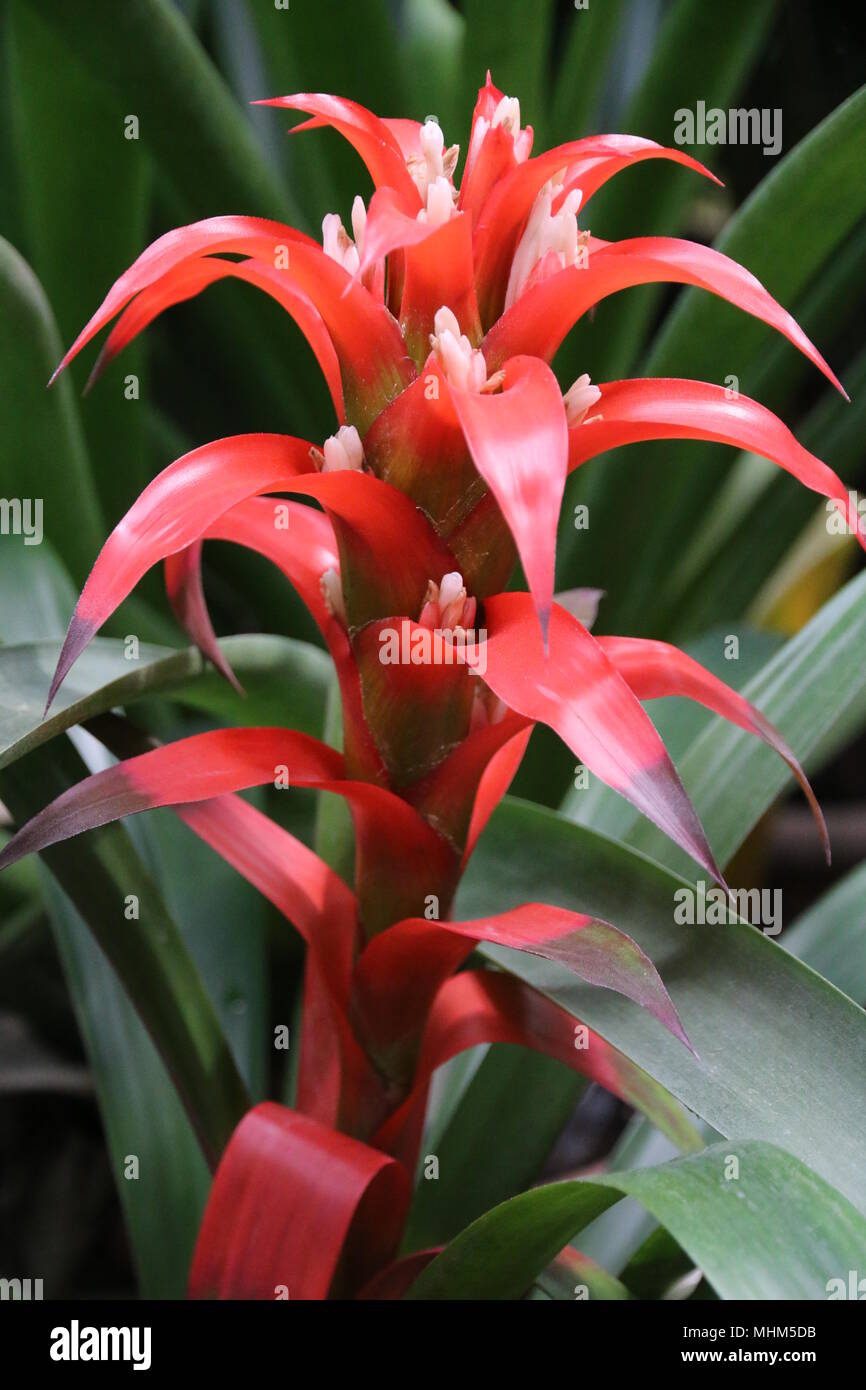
[420,175,456,228]
[321,424,364,473]
[430,306,489,393]
[492,96,521,135]
[409,120,460,199]
[505,177,584,309]
[563,374,602,427]
[319,567,347,627]
[322,211,360,275]
[350,196,367,257]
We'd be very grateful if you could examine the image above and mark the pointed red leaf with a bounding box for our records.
[49,439,458,709]
[164,498,385,783]
[87,255,344,422]
[374,971,699,1169]
[568,377,864,547]
[462,722,533,862]
[459,73,516,221]
[0,728,342,870]
[174,796,379,1133]
[176,794,357,992]
[466,593,724,882]
[255,93,421,211]
[51,216,314,380]
[446,356,568,638]
[473,137,718,324]
[50,215,413,432]
[597,634,830,862]
[404,711,531,853]
[0,726,459,944]
[352,900,691,1078]
[46,433,318,709]
[484,237,846,397]
[188,1103,409,1299]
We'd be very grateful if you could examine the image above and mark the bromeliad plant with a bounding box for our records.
[2,76,863,1299]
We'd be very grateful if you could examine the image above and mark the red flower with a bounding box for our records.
[3,75,861,1298]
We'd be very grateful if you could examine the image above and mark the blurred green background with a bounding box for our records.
[1,0,865,1297]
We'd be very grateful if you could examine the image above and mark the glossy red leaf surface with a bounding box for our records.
[255,93,421,212]
[188,1103,409,1299]
[484,237,846,396]
[446,356,568,637]
[47,434,318,709]
[472,136,717,325]
[87,255,345,422]
[374,970,699,1169]
[352,900,690,1078]
[597,634,830,861]
[468,593,724,882]
[567,377,864,547]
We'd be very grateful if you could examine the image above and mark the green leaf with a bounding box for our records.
[619,1225,700,1300]
[21,0,295,223]
[458,798,866,1216]
[0,633,331,773]
[783,861,866,1005]
[8,0,152,516]
[0,531,242,1296]
[404,1047,588,1251]
[647,83,866,384]
[131,806,270,1100]
[667,334,866,639]
[459,0,555,140]
[534,1246,631,1301]
[401,0,463,140]
[408,1140,866,1300]
[0,737,249,1170]
[42,871,209,1297]
[0,235,104,584]
[312,671,355,884]
[549,0,626,144]
[580,0,776,377]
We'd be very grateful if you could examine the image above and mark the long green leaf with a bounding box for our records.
[42,872,210,1297]
[459,799,866,1215]
[0,235,103,583]
[783,861,866,1005]
[549,0,626,144]
[0,633,331,773]
[21,0,295,222]
[9,0,152,516]
[580,0,776,378]
[404,1048,588,1251]
[408,1140,866,1300]
[0,737,249,1169]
